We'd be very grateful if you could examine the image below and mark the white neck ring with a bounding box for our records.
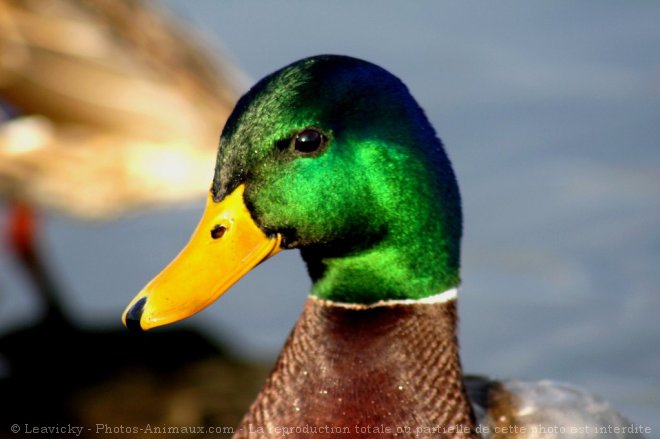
[312,287,458,310]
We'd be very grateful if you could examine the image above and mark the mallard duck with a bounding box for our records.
[124,55,641,438]
[0,1,266,433]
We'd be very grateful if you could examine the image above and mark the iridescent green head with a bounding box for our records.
[212,55,461,304]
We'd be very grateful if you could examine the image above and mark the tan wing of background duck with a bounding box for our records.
[0,0,244,218]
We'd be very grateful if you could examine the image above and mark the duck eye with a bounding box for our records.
[292,128,326,154]
[210,225,226,240]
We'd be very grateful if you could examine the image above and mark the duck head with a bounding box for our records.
[123,55,461,331]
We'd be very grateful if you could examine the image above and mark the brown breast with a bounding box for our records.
[235,296,478,438]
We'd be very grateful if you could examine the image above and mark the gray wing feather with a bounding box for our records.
[469,379,645,439]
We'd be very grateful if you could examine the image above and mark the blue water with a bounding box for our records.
[1,0,658,432]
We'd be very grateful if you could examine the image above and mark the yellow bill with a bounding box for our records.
[123,184,282,331]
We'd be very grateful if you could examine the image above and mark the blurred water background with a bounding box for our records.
[1,0,658,432]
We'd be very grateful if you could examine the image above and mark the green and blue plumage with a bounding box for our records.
[212,55,461,304]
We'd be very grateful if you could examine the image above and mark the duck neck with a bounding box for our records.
[238,293,478,438]
[301,208,461,304]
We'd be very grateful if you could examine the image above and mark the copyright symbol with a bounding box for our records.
[11,424,20,433]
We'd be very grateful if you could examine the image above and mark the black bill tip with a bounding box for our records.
[125,297,147,332]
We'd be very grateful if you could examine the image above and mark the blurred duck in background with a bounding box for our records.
[0,0,264,434]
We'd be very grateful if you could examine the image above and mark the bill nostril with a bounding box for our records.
[210,225,227,239]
